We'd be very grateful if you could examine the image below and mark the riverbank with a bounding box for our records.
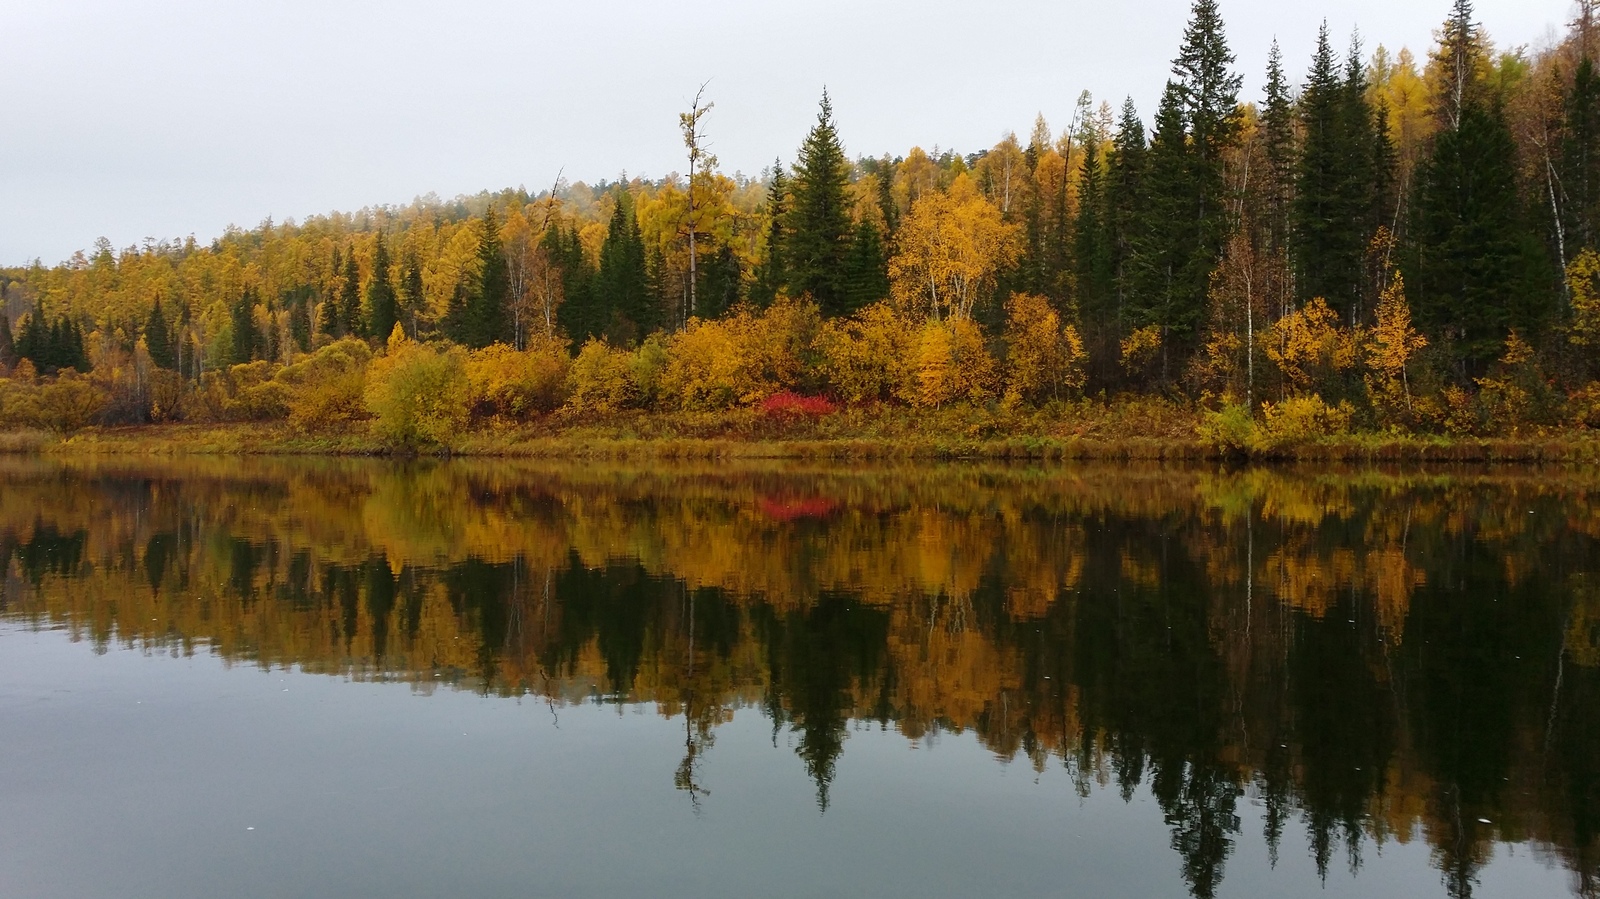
[4,409,1599,463]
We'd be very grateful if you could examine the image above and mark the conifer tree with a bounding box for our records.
[1074,134,1113,322]
[841,220,890,312]
[1295,24,1365,318]
[400,255,425,339]
[286,286,312,352]
[322,247,345,339]
[470,206,511,347]
[751,161,789,308]
[876,154,898,234]
[785,92,853,315]
[551,223,599,340]
[14,309,40,369]
[595,191,651,341]
[1107,98,1148,325]
[1134,0,1241,376]
[1566,55,1600,251]
[367,232,398,345]
[145,298,175,369]
[339,250,362,338]
[697,243,743,319]
[231,286,259,364]
[0,311,14,371]
[1408,0,1544,371]
[1261,40,1296,263]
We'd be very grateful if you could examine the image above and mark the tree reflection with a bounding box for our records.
[2,457,1599,897]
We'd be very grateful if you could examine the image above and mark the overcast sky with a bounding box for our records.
[1,0,1574,265]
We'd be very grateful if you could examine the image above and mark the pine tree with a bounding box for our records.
[367,232,398,345]
[145,298,175,369]
[1107,98,1149,324]
[231,286,260,364]
[785,92,853,315]
[339,250,362,338]
[841,220,890,312]
[595,191,652,342]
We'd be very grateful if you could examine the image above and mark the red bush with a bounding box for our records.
[759,391,838,420]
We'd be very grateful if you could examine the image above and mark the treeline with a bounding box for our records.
[3,0,1600,442]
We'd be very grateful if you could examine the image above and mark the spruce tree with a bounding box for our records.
[1295,24,1365,318]
[595,191,652,342]
[785,92,853,316]
[1136,82,1208,379]
[340,249,363,338]
[1107,98,1145,329]
[400,255,425,339]
[1074,135,1113,322]
[1134,0,1241,375]
[15,309,40,369]
[750,161,789,308]
[1566,55,1600,251]
[0,311,14,371]
[841,220,890,312]
[367,232,398,343]
[323,247,345,339]
[1261,40,1296,262]
[145,298,175,369]
[697,243,743,319]
[876,154,898,234]
[550,223,598,341]
[1408,0,1543,371]
[286,288,311,353]
[231,286,260,364]
[467,206,511,347]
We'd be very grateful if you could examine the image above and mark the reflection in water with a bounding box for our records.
[1,458,1598,898]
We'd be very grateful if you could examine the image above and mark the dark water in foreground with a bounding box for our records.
[1,459,1597,899]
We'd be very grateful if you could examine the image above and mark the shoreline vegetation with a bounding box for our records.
[4,414,1597,463]
[4,1,1600,462]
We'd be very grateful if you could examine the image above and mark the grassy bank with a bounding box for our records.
[7,402,1600,463]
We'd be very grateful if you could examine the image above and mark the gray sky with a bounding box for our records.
[1,0,1574,265]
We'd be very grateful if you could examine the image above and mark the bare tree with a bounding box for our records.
[679,83,715,322]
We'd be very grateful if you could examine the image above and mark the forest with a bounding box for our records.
[2,0,1599,451]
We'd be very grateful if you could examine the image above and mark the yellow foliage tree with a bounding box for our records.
[1002,292,1086,405]
[364,329,468,448]
[889,174,1019,322]
[819,302,920,405]
[1265,297,1358,394]
[1568,248,1600,348]
[466,339,570,421]
[1365,271,1428,423]
[564,338,633,414]
[915,317,996,407]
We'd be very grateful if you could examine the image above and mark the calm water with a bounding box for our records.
[1,459,1596,899]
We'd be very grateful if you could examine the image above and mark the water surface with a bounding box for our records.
[1,458,1596,898]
